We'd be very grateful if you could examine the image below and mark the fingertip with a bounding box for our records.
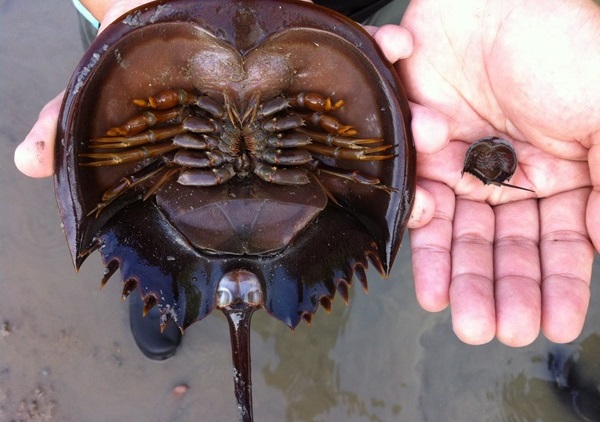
[369,24,413,63]
[542,277,590,343]
[498,333,538,348]
[495,295,541,347]
[496,321,539,347]
[14,93,63,178]
[452,318,496,346]
[415,288,449,313]
[543,321,585,344]
[14,136,54,178]
[450,276,496,345]
[407,185,435,228]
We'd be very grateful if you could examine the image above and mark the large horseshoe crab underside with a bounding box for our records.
[54,1,415,421]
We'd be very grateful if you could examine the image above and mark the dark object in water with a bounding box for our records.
[462,136,534,192]
[53,0,415,420]
[549,345,600,422]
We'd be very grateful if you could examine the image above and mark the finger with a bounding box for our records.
[416,138,465,188]
[449,198,495,344]
[493,199,541,346]
[586,144,600,251]
[587,189,600,251]
[540,188,593,343]
[14,91,64,178]
[409,180,454,312]
[407,184,435,229]
[365,24,413,63]
[409,102,450,154]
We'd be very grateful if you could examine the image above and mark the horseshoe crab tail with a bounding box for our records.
[222,304,257,422]
[217,270,264,422]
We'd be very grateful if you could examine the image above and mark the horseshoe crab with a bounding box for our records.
[462,136,534,192]
[54,0,415,420]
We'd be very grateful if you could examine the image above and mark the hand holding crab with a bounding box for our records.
[15,0,600,351]
[400,0,600,346]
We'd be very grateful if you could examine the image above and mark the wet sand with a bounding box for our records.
[1,2,600,421]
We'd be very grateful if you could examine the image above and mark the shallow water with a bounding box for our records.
[1,2,599,421]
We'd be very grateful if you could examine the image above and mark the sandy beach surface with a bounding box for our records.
[2,1,600,421]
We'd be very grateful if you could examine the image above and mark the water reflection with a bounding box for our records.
[420,292,600,422]
[261,300,350,421]
[548,334,600,421]
[252,251,421,421]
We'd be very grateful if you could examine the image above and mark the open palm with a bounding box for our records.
[398,0,600,346]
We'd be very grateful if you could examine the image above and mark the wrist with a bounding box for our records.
[76,0,156,29]
[77,0,114,25]
[72,0,101,28]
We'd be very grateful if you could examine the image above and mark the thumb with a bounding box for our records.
[14,91,64,178]
[409,102,450,154]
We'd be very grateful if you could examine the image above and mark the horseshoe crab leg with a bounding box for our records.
[216,270,264,422]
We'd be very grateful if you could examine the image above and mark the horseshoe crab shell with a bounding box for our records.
[54,1,415,420]
[55,0,415,329]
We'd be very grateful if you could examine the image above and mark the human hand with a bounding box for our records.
[396,0,600,346]
[14,0,154,178]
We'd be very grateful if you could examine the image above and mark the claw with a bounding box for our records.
[105,107,185,137]
[80,143,179,166]
[142,167,181,200]
[89,126,186,149]
[86,162,168,217]
[305,112,357,136]
[304,143,394,161]
[297,128,383,149]
[317,167,397,193]
[288,92,344,112]
[132,88,197,109]
[337,126,357,136]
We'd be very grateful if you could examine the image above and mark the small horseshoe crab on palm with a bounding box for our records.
[54,0,415,420]
[462,136,534,192]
